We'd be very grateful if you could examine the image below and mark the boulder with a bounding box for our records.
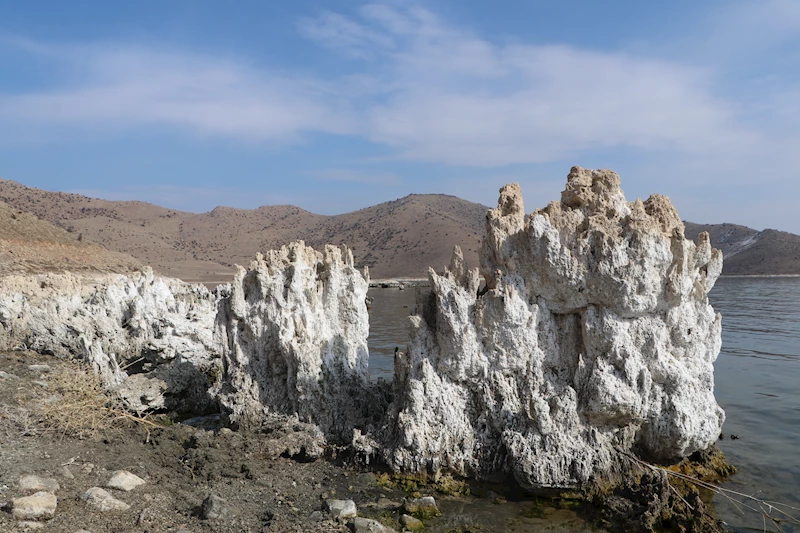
[82,487,130,512]
[324,498,357,519]
[18,475,59,493]
[400,514,424,531]
[383,167,725,491]
[200,493,228,520]
[353,517,397,532]
[106,470,145,492]
[403,497,440,519]
[10,491,57,521]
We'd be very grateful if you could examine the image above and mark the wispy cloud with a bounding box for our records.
[0,44,356,143]
[298,10,395,58]
[0,1,795,176]
[312,169,401,186]
[306,4,759,166]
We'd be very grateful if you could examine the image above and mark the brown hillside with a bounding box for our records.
[3,177,799,279]
[684,222,800,275]
[0,200,141,275]
[303,194,485,278]
[0,179,487,281]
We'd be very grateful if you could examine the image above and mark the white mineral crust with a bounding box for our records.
[385,167,725,490]
[212,241,372,440]
[0,267,219,412]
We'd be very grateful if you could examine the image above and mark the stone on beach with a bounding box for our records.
[18,475,59,493]
[10,491,57,521]
[106,470,145,492]
[82,487,130,512]
[353,517,398,532]
[324,498,357,519]
[200,494,229,520]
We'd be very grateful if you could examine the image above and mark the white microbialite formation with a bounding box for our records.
[0,167,726,493]
[212,242,376,440]
[384,167,724,490]
[0,267,220,413]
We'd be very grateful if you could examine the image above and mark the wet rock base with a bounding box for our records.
[585,446,736,533]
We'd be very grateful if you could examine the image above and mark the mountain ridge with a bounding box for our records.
[0,179,486,280]
[1,178,798,280]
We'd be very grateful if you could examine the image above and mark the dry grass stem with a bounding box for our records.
[620,450,800,533]
[0,366,162,439]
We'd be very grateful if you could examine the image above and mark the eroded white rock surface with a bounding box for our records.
[0,267,220,413]
[384,167,725,490]
[213,242,377,439]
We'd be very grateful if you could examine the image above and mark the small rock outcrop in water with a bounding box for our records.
[384,167,724,490]
[212,241,381,440]
[0,267,219,413]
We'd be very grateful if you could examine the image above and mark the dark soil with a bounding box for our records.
[0,351,596,533]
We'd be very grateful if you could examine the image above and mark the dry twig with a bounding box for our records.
[620,450,800,533]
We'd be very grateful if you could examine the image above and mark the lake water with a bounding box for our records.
[366,277,800,532]
[711,277,800,532]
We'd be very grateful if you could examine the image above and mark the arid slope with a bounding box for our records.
[3,177,798,279]
[684,222,800,275]
[0,179,486,281]
[0,200,140,275]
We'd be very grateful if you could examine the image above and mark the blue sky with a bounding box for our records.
[1,1,799,232]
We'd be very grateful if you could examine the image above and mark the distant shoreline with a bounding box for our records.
[720,274,800,278]
[187,273,800,290]
[368,278,429,288]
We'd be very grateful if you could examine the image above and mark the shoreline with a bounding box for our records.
[719,273,800,278]
[368,278,430,288]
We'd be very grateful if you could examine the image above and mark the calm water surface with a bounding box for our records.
[367,278,800,532]
[711,277,800,532]
[366,287,417,381]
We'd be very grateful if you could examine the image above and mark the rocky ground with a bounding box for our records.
[0,350,597,533]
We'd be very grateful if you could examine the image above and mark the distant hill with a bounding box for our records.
[0,179,486,281]
[0,199,141,275]
[1,177,797,280]
[684,222,800,275]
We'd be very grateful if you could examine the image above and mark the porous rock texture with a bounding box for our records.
[384,167,724,491]
[0,267,220,413]
[213,241,383,441]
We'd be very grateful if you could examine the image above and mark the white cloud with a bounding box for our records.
[0,45,356,142]
[0,2,794,177]
[319,5,760,166]
[298,10,395,58]
[700,0,800,61]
